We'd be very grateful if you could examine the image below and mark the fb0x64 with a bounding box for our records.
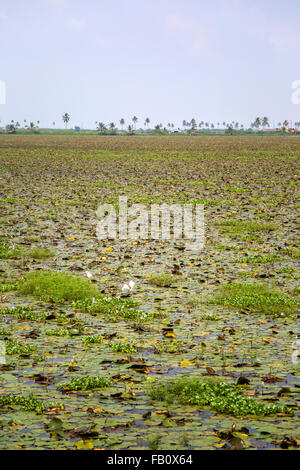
[151,455,193,465]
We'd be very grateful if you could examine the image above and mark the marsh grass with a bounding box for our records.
[0,279,19,292]
[185,198,220,206]
[24,247,55,260]
[73,295,154,322]
[229,233,263,242]
[216,219,278,233]
[0,244,22,259]
[18,271,97,302]
[279,248,300,260]
[236,254,284,264]
[207,283,298,315]
[149,273,179,287]
[0,244,54,261]
[148,376,292,416]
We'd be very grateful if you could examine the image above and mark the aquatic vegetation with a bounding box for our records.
[216,220,279,233]
[45,328,70,337]
[0,394,60,414]
[24,248,55,260]
[236,254,284,264]
[149,273,179,287]
[0,306,47,321]
[208,283,298,315]
[0,135,299,450]
[82,335,103,345]
[73,295,155,321]
[5,340,38,355]
[111,341,137,353]
[0,280,19,292]
[0,244,22,259]
[58,375,112,391]
[18,271,97,302]
[148,377,293,416]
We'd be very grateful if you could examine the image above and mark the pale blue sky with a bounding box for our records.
[1,0,300,129]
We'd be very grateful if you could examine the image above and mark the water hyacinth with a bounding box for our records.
[72,294,156,322]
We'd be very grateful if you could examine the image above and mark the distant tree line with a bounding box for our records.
[1,113,300,134]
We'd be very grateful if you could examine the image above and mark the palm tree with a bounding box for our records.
[282,120,289,129]
[52,122,56,127]
[62,113,70,129]
[145,117,150,129]
[190,118,196,130]
[262,116,269,129]
[253,117,261,129]
[119,118,125,130]
[109,122,116,134]
[132,116,138,129]
[97,122,107,134]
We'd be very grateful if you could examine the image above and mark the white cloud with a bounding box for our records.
[268,26,300,52]
[0,9,8,20]
[164,13,214,56]
[69,18,86,31]
[243,5,300,54]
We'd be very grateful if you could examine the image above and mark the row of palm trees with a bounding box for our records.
[250,117,300,129]
[2,114,300,132]
[96,116,151,132]
[95,116,298,132]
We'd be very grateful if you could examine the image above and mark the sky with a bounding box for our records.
[1,0,300,129]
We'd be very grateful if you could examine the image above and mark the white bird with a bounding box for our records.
[121,280,135,294]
